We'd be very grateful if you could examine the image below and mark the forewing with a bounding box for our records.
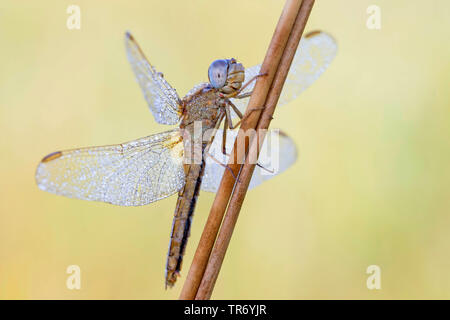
[36,129,185,206]
[125,32,182,125]
[230,31,337,117]
[201,129,297,192]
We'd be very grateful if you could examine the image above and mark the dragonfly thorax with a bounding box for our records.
[208,58,245,96]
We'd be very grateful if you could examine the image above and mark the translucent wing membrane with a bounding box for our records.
[278,31,337,106]
[230,31,337,117]
[36,129,185,206]
[202,129,297,192]
[125,32,183,125]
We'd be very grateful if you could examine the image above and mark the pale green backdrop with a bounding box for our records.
[1,0,449,299]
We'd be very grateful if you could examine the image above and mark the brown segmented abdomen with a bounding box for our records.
[165,153,206,288]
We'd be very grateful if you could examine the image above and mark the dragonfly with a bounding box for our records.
[35,30,337,288]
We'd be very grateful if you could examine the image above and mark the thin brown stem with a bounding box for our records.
[179,0,310,300]
[194,0,316,300]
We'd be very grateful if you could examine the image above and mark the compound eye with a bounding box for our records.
[208,59,228,88]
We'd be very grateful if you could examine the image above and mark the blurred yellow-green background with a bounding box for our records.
[1,0,449,299]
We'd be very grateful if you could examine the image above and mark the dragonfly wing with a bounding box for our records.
[36,129,185,206]
[125,32,183,125]
[278,31,337,106]
[230,31,337,118]
[201,129,297,193]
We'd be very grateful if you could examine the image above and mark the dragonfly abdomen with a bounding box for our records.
[165,159,206,288]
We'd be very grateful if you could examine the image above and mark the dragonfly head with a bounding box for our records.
[208,58,245,94]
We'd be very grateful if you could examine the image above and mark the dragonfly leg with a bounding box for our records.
[214,110,226,130]
[224,104,235,129]
[207,110,226,155]
[227,100,243,119]
[225,101,246,130]
[256,162,274,174]
[235,92,252,99]
[235,72,268,96]
[226,100,266,129]
[222,118,228,155]
[205,150,238,181]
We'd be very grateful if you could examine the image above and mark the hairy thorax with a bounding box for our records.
[179,84,226,164]
[181,84,224,133]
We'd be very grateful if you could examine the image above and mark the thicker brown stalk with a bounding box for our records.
[194,0,316,300]
[179,0,310,300]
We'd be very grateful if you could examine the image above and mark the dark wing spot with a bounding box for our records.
[41,151,62,163]
[305,30,322,38]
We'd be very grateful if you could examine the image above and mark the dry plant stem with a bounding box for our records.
[195,0,315,300]
[179,0,303,300]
